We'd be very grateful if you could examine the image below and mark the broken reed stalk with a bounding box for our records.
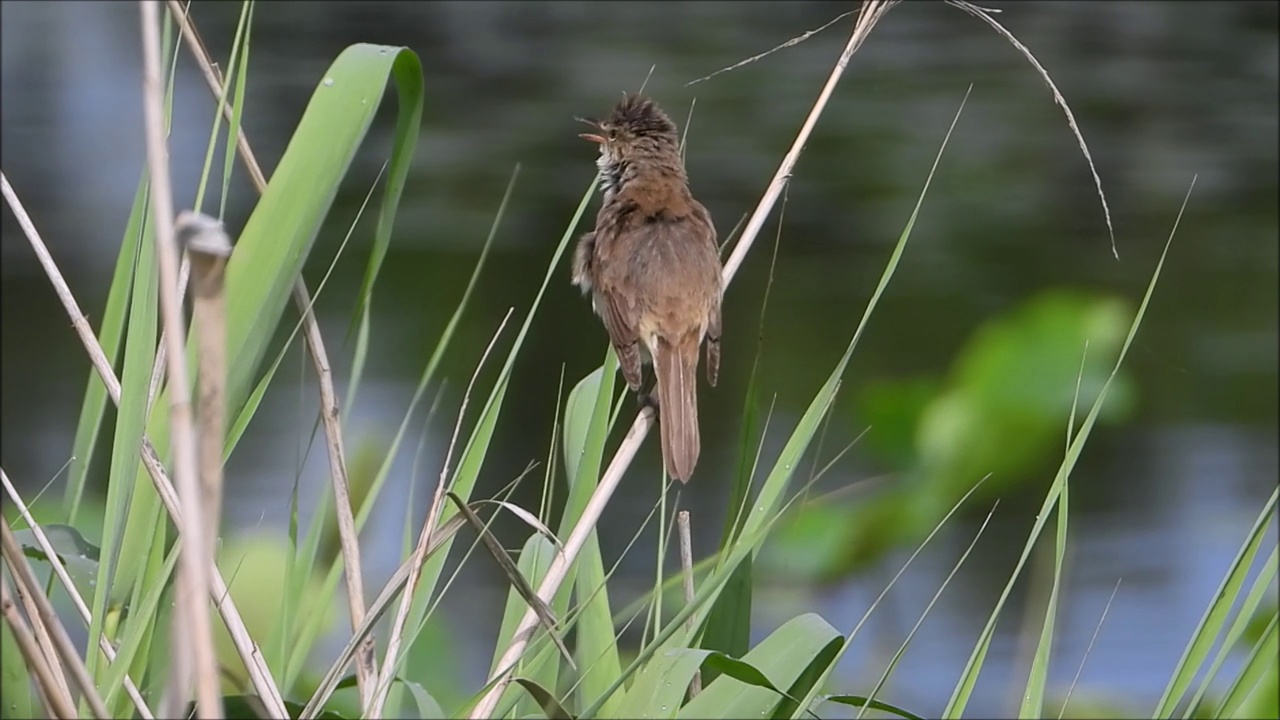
[137,2,221,718]
[177,211,232,560]
[468,4,897,716]
[678,510,701,699]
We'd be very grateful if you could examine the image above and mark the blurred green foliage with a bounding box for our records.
[766,289,1137,579]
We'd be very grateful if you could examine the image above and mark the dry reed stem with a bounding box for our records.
[12,552,74,707]
[0,469,155,719]
[164,1,379,702]
[138,3,221,717]
[179,212,232,564]
[0,575,77,719]
[0,174,289,719]
[1,518,110,719]
[4,558,75,716]
[367,308,517,718]
[298,278,379,711]
[677,510,701,699]
[468,3,896,715]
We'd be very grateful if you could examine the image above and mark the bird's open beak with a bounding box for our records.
[574,116,605,144]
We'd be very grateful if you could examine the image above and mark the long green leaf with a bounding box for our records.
[676,614,841,719]
[86,195,157,690]
[562,350,624,716]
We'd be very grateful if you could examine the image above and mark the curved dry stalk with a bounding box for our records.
[1,519,110,719]
[467,3,897,716]
[164,1,379,703]
[0,173,289,719]
[947,0,1117,258]
[1,469,154,719]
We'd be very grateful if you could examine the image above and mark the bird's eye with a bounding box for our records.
[607,129,618,140]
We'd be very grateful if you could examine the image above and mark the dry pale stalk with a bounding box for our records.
[1,518,110,719]
[1,172,288,718]
[0,576,78,719]
[468,4,896,716]
[10,549,74,706]
[1,469,154,718]
[138,3,220,717]
[677,510,701,699]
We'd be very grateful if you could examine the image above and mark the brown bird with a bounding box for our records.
[571,94,723,482]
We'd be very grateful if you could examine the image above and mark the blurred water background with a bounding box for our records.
[2,1,1277,716]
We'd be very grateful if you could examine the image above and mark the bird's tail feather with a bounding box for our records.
[653,337,700,482]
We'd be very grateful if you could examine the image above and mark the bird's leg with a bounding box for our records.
[636,373,660,413]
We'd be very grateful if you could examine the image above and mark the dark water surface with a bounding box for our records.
[2,1,1276,715]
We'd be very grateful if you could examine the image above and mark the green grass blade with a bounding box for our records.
[618,648,711,719]
[1019,434,1072,717]
[219,1,253,219]
[945,176,1195,720]
[84,206,157,688]
[1187,544,1278,716]
[1215,613,1279,719]
[191,0,252,215]
[1153,484,1279,718]
[853,506,998,720]
[702,218,785,675]
[99,543,180,710]
[1,611,35,717]
[64,174,146,522]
